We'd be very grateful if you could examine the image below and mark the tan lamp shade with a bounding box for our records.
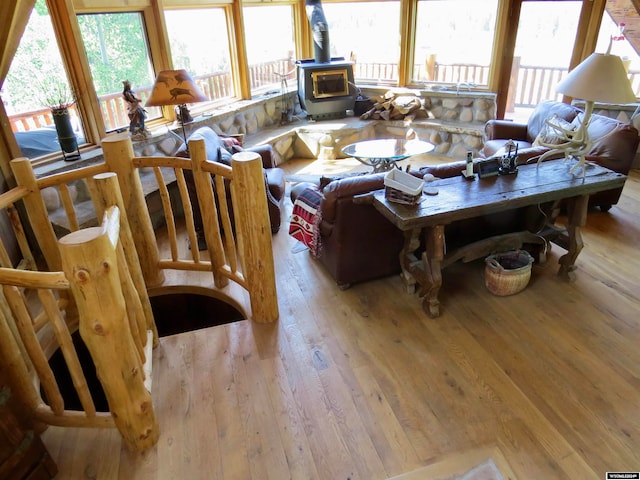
[556,53,636,104]
[145,69,209,107]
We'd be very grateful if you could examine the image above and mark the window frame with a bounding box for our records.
[0,0,616,171]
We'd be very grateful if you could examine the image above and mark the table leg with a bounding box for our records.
[558,194,588,281]
[420,225,445,318]
[399,229,421,294]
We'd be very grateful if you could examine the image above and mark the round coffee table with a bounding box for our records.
[341,139,435,173]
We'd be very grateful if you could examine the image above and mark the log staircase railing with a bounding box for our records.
[0,134,278,451]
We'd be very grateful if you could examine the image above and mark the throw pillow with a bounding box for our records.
[533,114,575,146]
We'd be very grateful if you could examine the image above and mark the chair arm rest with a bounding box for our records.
[246,144,277,169]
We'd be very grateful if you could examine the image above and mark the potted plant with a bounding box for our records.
[39,79,81,161]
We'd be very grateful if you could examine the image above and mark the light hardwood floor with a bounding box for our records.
[42,165,640,479]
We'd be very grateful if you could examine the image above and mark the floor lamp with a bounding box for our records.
[145,69,208,152]
[538,52,636,174]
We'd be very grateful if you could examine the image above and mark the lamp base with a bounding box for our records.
[176,104,193,123]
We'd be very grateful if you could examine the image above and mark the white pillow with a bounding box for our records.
[533,114,575,146]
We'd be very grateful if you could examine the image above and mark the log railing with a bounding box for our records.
[0,134,278,451]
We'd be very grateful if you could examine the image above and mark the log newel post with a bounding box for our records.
[58,211,159,451]
[101,134,164,288]
[230,152,279,323]
[189,139,228,287]
[92,172,159,346]
[10,158,62,271]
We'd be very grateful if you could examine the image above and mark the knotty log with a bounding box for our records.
[92,172,158,347]
[10,158,62,271]
[190,138,230,287]
[101,135,164,288]
[230,151,279,323]
[58,207,158,451]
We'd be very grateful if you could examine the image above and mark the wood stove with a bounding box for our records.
[297,58,355,120]
[297,0,355,120]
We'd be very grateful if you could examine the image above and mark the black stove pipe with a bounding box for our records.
[306,0,331,63]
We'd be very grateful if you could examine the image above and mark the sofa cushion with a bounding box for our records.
[525,100,581,143]
[532,114,576,146]
[176,126,232,164]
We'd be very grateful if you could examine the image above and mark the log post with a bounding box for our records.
[58,208,159,451]
[10,158,62,271]
[92,172,158,347]
[101,134,164,288]
[230,152,278,323]
[189,139,229,288]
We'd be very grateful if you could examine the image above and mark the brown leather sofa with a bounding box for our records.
[291,174,405,288]
[178,127,286,247]
[291,168,547,288]
[479,100,639,211]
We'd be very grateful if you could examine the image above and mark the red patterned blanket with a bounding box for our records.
[289,186,322,258]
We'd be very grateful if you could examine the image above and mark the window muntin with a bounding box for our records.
[322,2,401,84]
[4,0,86,160]
[243,5,296,95]
[77,12,157,132]
[164,8,235,106]
[413,0,498,86]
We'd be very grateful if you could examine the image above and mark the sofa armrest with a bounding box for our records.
[246,144,277,169]
[484,120,529,141]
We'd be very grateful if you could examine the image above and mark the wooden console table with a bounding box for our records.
[369,161,627,317]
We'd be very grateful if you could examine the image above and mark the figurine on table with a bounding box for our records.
[122,80,149,140]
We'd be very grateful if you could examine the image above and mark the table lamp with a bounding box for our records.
[539,51,636,174]
[145,69,208,151]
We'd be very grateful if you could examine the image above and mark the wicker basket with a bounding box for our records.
[384,169,424,205]
[484,250,534,296]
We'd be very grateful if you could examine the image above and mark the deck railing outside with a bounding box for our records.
[8,58,640,133]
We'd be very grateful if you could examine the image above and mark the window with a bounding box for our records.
[4,0,86,160]
[164,8,235,106]
[323,2,401,84]
[413,0,498,86]
[77,12,157,132]
[504,1,582,121]
[596,11,640,96]
[243,5,296,95]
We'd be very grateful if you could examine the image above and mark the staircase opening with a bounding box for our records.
[150,293,244,337]
[45,331,109,412]
[44,293,243,413]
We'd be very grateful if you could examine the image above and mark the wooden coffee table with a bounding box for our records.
[367,161,627,317]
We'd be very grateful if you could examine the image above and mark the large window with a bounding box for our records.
[77,12,157,132]
[324,2,401,84]
[413,0,498,86]
[4,0,86,160]
[165,8,235,106]
[505,1,582,121]
[243,5,296,95]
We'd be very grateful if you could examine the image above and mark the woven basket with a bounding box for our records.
[484,250,534,296]
[384,170,424,205]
